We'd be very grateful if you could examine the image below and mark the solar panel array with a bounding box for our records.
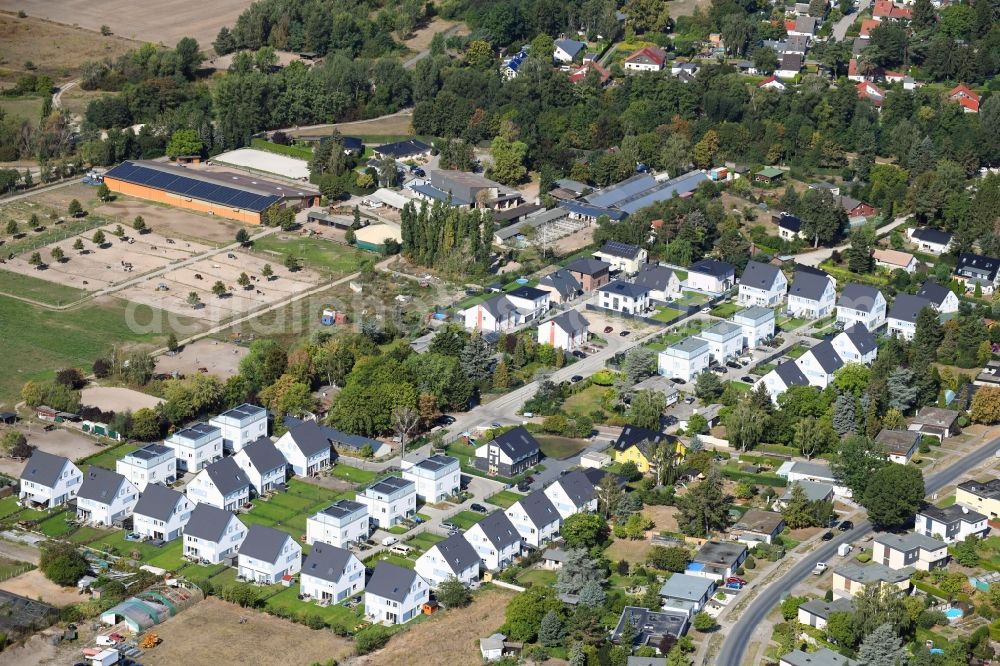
[105,161,282,212]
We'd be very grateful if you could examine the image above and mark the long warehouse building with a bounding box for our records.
[103,160,320,224]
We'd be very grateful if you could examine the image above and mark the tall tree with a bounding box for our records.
[676,469,730,537]
[725,395,767,451]
[861,464,925,529]
[857,622,907,666]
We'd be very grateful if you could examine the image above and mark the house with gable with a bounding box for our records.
[873,249,917,274]
[634,264,681,302]
[738,261,787,307]
[598,280,650,315]
[831,324,878,365]
[908,227,952,255]
[775,214,804,241]
[183,504,247,564]
[612,425,680,475]
[624,46,667,72]
[565,258,611,291]
[686,259,735,293]
[536,269,582,304]
[464,510,522,570]
[474,426,540,477]
[887,294,933,340]
[908,406,961,442]
[132,483,193,542]
[594,241,648,275]
[306,499,370,548]
[545,470,600,519]
[76,468,139,526]
[733,306,775,349]
[537,310,589,351]
[949,84,980,113]
[915,504,988,544]
[794,340,844,389]
[274,420,332,476]
[787,270,836,318]
[836,284,886,331]
[916,281,960,314]
[505,490,561,547]
[18,451,82,508]
[232,436,287,497]
[955,252,1000,294]
[365,562,429,625]
[186,456,252,511]
[300,541,365,603]
[797,598,855,631]
[554,39,587,63]
[415,533,481,588]
[238,524,303,584]
[757,360,810,402]
[875,429,920,464]
[758,76,787,91]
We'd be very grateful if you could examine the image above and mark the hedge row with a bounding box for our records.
[720,468,787,487]
[250,138,313,160]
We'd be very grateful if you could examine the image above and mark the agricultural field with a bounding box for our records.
[0,271,87,306]
[287,110,416,140]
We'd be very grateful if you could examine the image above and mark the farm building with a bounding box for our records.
[103,160,319,225]
[354,224,403,252]
[100,585,203,633]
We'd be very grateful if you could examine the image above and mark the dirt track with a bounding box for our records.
[0,570,81,607]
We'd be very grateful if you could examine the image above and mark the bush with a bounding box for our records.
[355,625,395,655]
[856,552,871,563]
[39,543,88,586]
[693,612,716,632]
[744,556,757,570]
[917,610,947,628]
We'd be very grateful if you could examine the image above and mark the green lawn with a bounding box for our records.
[36,512,76,538]
[329,465,378,486]
[90,531,186,569]
[674,291,709,307]
[405,532,443,554]
[0,496,24,521]
[786,344,810,359]
[537,435,589,460]
[563,384,610,417]
[517,568,558,587]
[752,362,776,376]
[0,270,88,306]
[448,511,486,530]
[652,306,686,323]
[252,236,367,276]
[776,315,809,332]
[486,490,524,509]
[79,443,136,471]
[366,552,414,569]
[265,584,366,632]
[68,526,113,544]
[710,302,740,318]
[241,478,350,547]
[0,96,45,123]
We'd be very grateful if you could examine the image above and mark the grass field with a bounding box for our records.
[448,510,486,530]
[563,384,610,417]
[485,490,523,509]
[0,96,44,122]
[0,270,89,305]
[264,583,366,632]
[242,479,354,548]
[537,435,590,460]
[252,236,368,276]
[405,531,443,554]
[516,568,557,587]
[329,464,378,486]
[710,302,741,318]
[78,442,136,471]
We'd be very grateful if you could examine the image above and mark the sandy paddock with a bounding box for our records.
[2,225,211,291]
[0,425,102,477]
[155,339,248,379]
[119,250,321,322]
[81,386,163,412]
[96,199,250,245]
[0,570,82,607]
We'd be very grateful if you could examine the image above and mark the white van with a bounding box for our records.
[381,536,398,546]
[389,544,413,555]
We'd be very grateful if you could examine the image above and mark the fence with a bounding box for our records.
[0,562,35,583]
[491,580,526,593]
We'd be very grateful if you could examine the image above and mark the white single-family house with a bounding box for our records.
[76,468,138,527]
[836,284,886,331]
[545,470,599,519]
[537,310,589,351]
[164,422,223,473]
[876,429,920,465]
[593,241,647,275]
[365,562,429,625]
[733,306,775,350]
[356,476,416,529]
[738,261,787,307]
[460,288,551,332]
[872,533,949,571]
[209,403,268,453]
[415,533,482,588]
[554,38,587,63]
[634,264,681,302]
[915,504,989,544]
[787,270,836,319]
[186,457,251,512]
[463,510,522,570]
[794,340,844,389]
[132,483,192,542]
[274,420,332,477]
[300,541,365,603]
[505,490,561,547]
[699,321,743,364]
[686,259,735,293]
[887,294,933,340]
[183,504,247,564]
[238,524,303,584]
[916,281,960,314]
[831,324,878,365]
[232,437,287,496]
[116,443,175,492]
[18,451,81,508]
[658,337,710,383]
[624,46,667,72]
[756,360,810,403]
[402,454,460,503]
[306,499,370,548]
[797,598,855,631]
[597,280,650,315]
[908,227,952,255]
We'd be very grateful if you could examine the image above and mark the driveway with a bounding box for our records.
[832,0,871,41]
[794,214,911,267]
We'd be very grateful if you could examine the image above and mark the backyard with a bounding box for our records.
[562,383,611,418]
[485,490,524,509]
[537,435,590,460]
[448,510,486,530]
[328,464,379,486]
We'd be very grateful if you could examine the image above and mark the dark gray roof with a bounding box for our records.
[513,490,559,527]
[555,38,586,59]
[957,252,1000,282]
[740,261,783,290]
[552,470,597,508]
[375,139,431,159]
[838,284,882,313]
[320,499,366,519]
[507,286,548,301]
[790,271,832,301]
[487,427,540,463]
[781,648,858,666]
[538,270,582,299]
[366,476,415,495]
[875,429,920,455]
[806,340,844,374]
[78,467,129,503]
[281,416,380,451]
[126,443,173,461]
[173,422,220,440]
[798,597,854,620]
[918,503,986,525]
[777,214,802,232]
[431,533,481,575]
[889,294,933,324]
[634,265,676,292]
[565,258,611,276]
[367,561,419,603]
[302,540,353,583]
[239,524,293,564]
[911,227,952,245]
[202,457,251,496]
[614,424,668,452]
[185,503,241,542]
[284,420,333,457]
[215,403,266,422]
[689,259,735,278]
[549,309,589,334]
[239,437,287,474]
[841,323,877,356]
[694,540,747,566]
[916,281,952,307]
[774,360,809,388]
[20,450,71,487]
[412,454,457,472]
[474,510,521,550]
[598,241,643,260]
[598,279,650,299]
[134,483,185,522]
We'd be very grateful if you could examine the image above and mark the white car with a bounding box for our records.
[812,562,828,575]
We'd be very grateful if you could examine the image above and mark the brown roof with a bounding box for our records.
[873,249,914,268]
[732,510,785,535]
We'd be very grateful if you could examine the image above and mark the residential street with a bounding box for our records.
[832,0,872,42]
[794,214,911,267]
[714,430,1000,666]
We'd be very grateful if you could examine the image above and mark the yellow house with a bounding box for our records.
[955,479,1000,519]
[612,424,684,474]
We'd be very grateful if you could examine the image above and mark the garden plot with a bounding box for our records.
[1,225,211,291]
[118,251,322,322]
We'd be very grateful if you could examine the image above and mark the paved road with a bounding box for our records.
[794,214,911,267]
[832,0,872,41]
[717,434,1000,666]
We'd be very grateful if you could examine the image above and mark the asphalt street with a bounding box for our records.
[716,434,1000,666]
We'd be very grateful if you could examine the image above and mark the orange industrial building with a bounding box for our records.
[103,160,319,224]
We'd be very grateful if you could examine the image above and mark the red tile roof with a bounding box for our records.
[856,81,886,106]
[873,1,912,19]
[569,61,610,84]
[949,84,980,112]
[625,46,666,67]
[860,18,880,36]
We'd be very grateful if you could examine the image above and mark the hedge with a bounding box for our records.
[720,468,787,487]
[250,138,313,160]
[913,579,948,599]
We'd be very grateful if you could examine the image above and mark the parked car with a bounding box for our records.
[740,375,754,383]
[619,330,631,337]
[726,576,747,586]
[664,415,678,426]
[441,522,458,531]
[413,167,426,177]
[701,307,711,313]
[382,536,399,546]
[604,326,614,334]
[838,520,854,531]
[571,375,583,382]
[812,562,828,575]
[821,531,834,541]
[684,396,695,404]
[572,350,587,359]
[711,366,726,374]
[490,422,502,429]
[516,481,530,492]
[673,378,687,384]
[470,503,488,514]
[726,361,741,369]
